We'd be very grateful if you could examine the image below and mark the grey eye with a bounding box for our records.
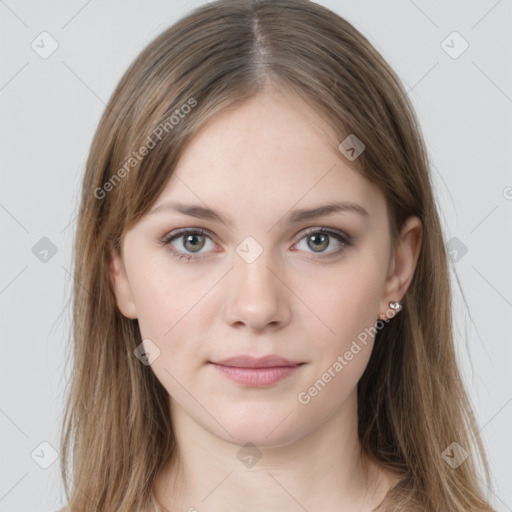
[296,230,347,255]
[182,233,207,252]
[306,233,330,252]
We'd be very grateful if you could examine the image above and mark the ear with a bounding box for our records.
[108,245,138,319]
[378,215,423,320]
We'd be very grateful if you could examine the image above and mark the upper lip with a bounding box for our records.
[210,355,303,368]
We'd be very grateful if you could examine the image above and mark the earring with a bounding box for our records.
[389,301,402,312]
[377,301,402,320]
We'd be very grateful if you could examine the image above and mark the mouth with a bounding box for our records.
[209,355,306,387]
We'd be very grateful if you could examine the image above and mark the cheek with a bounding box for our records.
[128,251,214,338]
[126,254,223,387]
[295,268,382,411]
[293,253,385,406]
[131,267,210,400]
[298,254,385,351]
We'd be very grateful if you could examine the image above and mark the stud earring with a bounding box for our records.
[389,301,402,312]
[377,301,402,321]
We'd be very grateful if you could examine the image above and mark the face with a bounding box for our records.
[110,90,420,447]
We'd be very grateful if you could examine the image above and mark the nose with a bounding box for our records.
[221,247,292,332]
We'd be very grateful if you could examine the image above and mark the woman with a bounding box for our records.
[59,1,495,510]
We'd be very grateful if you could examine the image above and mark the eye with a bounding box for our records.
[294,228,351,258]
[160,228,216,261]
[160,226,351,262]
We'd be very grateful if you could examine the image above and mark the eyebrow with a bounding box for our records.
[148,200,369,227]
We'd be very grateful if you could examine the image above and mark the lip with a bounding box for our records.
[209,355,305,387]
[211,355,302,368]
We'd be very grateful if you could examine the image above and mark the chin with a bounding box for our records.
[211,408,307,449]
[228,428,303,450]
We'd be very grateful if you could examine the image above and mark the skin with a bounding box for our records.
[110,89,422,511]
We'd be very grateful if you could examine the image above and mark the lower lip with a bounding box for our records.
[210,363,303,387]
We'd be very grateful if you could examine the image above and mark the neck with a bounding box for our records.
[153,390,393,512]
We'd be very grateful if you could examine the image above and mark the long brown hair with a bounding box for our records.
[59,1,495,510]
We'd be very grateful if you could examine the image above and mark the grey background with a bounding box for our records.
[0,1,511,510]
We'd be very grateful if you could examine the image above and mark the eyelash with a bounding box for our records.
[159,227,352,262]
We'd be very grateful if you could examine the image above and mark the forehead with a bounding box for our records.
[153,91,386,226]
